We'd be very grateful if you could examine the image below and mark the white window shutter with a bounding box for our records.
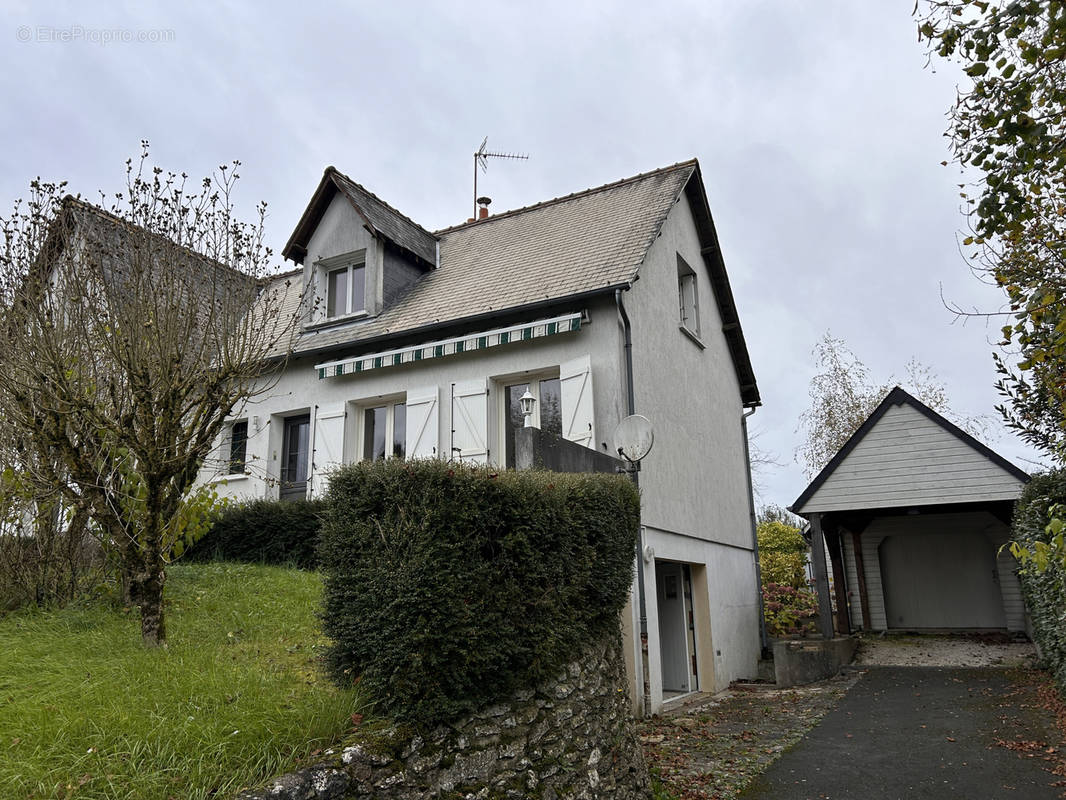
[405,386,440,460]
[311,404,346,497]
[561,355,595,449]
[451,379,489,464]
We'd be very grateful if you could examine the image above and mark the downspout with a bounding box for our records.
[615,288,651,718]
[741,407,770,659]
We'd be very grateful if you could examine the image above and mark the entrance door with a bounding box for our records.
[656,561,693,693]
[280,415,310,502]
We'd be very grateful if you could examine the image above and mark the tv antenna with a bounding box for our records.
[473,136,528,219]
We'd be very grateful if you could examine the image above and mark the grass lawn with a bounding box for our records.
[0,562,363,800]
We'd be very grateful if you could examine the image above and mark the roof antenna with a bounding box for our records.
[473,136,529,220]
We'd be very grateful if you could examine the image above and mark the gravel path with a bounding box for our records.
[854,633,1039,668]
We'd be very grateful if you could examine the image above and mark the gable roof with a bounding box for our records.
[791,386,1029,515]
[276,160,760,406]
[283,166,438,267]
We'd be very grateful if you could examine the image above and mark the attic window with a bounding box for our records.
[327,263,366,318]
[677,254,701,340]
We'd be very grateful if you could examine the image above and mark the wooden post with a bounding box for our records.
[809,513,835,640]
[852,530,871,631]
[825,524,850,635]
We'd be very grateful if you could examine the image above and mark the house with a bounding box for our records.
[790,387,1029,634]
[203,159,763,715]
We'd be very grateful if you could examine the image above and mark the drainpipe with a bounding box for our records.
[741,407,770,659]
[615,288,651,718]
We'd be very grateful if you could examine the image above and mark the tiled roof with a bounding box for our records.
[284,161,696,357]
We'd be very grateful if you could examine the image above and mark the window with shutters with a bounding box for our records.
[499,373,562,468]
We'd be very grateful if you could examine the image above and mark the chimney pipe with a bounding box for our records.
[477,196,491,220]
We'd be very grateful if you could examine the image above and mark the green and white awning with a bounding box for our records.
[314,312,583,379]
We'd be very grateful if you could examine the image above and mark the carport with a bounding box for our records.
[791,387,1029,634]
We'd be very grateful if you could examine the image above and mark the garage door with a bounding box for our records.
[878,532,1006,629]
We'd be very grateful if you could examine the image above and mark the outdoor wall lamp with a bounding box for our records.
[520,389,536,427]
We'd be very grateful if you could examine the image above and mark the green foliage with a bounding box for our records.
[0,562,363,800]
[187,498,325,568]
[757,519,807,589]
[762,583,818,638]
[1010,470,1066,692]
[919,2,1066,456]
[319,459,640,728]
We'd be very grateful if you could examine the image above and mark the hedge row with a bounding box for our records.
[1011,471,1066,693]
[185,498,324,569]
[319,459,640,728]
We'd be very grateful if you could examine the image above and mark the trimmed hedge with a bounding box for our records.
[1011,470,1066,692]
[319,459,640,728]
[185,498,325,569]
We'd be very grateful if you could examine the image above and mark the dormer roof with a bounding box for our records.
[282,166,438,268]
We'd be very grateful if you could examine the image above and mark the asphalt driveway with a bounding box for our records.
[741,667,1064,800]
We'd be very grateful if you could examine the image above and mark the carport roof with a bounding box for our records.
[791,387,1029,516]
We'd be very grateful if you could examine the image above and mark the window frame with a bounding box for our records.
[227,419,249,475]
[495,368,562,468]
[677,254,703,344]
[314,249,368,323]
[356,395,408,462]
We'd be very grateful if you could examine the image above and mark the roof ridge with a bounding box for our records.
[432,159,698,235]
[326,166,437,240]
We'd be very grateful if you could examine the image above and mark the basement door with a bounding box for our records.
[879,530,1007,629]
[656,561,698,694]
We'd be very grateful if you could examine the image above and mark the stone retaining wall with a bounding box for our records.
[237,631,650,800]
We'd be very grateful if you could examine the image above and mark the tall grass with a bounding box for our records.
[0,562,363,799]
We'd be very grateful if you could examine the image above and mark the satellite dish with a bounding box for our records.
[613,415,654,463]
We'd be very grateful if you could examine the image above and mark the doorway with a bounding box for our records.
[656,560,699,695]
[279,414,310,502]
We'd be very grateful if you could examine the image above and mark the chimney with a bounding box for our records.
[477,196,492,220]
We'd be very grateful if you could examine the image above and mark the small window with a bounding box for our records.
[362,401,407,461]
[228,420,248,474]
[326,262,366,318]
[503,376,561,468]
[677,255,700,339]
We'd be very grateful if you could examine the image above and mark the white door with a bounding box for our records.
[656,561,691,693]
[405,386,439,459]
[451,379,488,464]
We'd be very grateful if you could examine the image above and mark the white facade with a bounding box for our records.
[199,162,762,715]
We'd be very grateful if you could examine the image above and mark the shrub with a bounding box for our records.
[762,582,818,638]
[1011,470,1066,693]
[319,459,640,728]
[757,520,807,589]
[185,498,325,568]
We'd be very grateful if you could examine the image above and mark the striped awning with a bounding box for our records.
[314,312,583,379]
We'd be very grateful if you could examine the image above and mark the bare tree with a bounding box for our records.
[796,333,990,480]
[0,145,305,645]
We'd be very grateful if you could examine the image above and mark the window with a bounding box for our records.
[502,376,561,468]
[228,420,248,474]
[362,401,407,460]
[677,254,700,339]
[326,262,366,318]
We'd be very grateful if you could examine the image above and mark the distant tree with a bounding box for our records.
[918,1,1066,459]
[796,333,987,478]
[0,145,304,645]
[756,515,807,589]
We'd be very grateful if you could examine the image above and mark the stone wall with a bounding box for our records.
[237,631,650,800]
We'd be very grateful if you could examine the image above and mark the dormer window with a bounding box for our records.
[327,262,366,318]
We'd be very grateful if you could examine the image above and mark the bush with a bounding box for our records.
[185,498,325,568]
[762,582,818,638]
[319,459,639,728]
[1011,471,1066,693]
[757,520,807,589]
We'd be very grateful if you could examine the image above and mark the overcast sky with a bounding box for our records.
[1,1,1045,508]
